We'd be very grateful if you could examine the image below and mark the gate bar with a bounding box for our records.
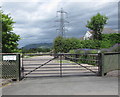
[77,63,97,73]
[24,56,57,77]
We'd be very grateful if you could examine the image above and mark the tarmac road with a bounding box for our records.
[2,76,118,95]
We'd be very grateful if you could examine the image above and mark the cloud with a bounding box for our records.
[2,1,118,47]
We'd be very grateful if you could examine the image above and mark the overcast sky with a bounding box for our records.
[1,0,119,48]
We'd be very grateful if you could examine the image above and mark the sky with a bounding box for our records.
[1,0,119,48]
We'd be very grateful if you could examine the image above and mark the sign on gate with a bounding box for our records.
[3,55,17,60]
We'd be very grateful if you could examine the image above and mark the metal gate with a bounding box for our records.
[21,53,100,78]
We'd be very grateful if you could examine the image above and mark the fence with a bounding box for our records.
[0,52,119,81]
[64,53,99,66]
[64,53,101,76]
[22,53,99,78]
[64,53,120,76]
[0,53,21,81]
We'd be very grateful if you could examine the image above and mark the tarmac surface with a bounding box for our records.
[2,76,118,95]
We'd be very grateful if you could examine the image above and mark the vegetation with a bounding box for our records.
[86,13,108,40]
[53,36,82,53]
[22,47,51,53]
[1,10,20,53]
[101,33,120,46]
[53,33,120,53]
[23,43,52,50]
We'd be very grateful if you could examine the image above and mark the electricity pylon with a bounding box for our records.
[55,8,69,37]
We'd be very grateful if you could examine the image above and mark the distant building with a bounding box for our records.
[101,28,118,34]
[83,31,93,40]
[83,28,118,40]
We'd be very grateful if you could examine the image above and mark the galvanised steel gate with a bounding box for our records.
[22,53,100,78]
[0,53,119,81]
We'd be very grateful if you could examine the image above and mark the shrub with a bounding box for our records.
[101,33,120,47]
[53,33,120,53]
[69,50,76,54]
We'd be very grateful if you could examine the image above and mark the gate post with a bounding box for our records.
[97,53,103,76]
[17,54,21,81]
[21,53,24,80]
[12,54,21,81]
[60,55,62,77]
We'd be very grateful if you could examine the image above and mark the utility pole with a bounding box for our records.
[55,8,69,37]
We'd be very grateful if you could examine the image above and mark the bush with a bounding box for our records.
[54,37,100,53]
[69,50,76,54]
[53,33,120,53]
[101,33,120,47]
[53,36,66,53]
[53,36,82,53]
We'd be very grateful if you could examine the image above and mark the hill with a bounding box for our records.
[22,43,53,49]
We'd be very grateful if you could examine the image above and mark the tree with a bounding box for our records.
[53,36,64,53]
[0,10,20,53]
[86,13,108,40]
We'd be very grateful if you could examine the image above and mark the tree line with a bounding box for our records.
[22,48,51,53]
[53,33,120,53]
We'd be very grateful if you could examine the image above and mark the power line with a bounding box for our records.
[55,8,69,37]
